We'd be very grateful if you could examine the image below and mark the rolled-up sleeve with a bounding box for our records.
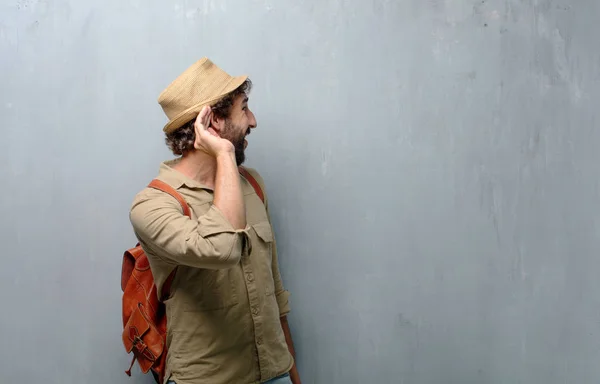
[130,191,250,269]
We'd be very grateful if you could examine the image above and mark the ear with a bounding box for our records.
[209,113,225,133]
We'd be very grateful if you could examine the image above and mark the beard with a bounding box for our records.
[221,120,247,166]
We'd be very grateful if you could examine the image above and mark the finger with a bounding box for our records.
[198,105,210,120]
[193,110,208,148]
[195,106,210,129]
[202,109,212,129]
[194,120,203,144]
[207,127,219,137]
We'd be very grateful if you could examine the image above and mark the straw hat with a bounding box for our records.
[158,57,248,134]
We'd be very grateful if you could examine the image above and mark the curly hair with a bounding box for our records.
[165,79,253,156]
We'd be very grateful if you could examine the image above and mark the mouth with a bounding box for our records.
[243,129,250,148]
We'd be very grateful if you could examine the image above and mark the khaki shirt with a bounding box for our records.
[129,160,293,384]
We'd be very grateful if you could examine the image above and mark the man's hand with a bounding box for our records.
[193,105,234,156]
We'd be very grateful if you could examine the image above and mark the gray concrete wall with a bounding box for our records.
[2,0,600,383]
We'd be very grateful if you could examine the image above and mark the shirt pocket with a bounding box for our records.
[251,221,275,296]
[181,267,239,311]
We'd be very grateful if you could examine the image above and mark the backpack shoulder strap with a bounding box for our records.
[147,179,192,218]
[238,166,265,204]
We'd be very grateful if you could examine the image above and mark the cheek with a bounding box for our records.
[229,122,246,139]
[237,115,247,127]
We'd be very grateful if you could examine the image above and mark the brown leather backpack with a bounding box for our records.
[121,167,264,383]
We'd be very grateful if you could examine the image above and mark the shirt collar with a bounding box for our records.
[157,159,212,191]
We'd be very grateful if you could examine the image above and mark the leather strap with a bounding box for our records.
[239,166,265,204]
[147,179,192,218]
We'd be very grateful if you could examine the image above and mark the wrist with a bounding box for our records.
[215,151,236,163]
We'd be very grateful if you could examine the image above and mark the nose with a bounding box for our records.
[248,109,257,129]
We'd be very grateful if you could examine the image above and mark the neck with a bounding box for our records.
[172,151,220,189]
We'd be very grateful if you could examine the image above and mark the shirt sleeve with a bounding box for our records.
[271,235,291,317]
[259,174,291,317]
[129,190,250,269]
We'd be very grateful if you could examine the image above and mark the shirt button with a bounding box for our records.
[246,273,254,282]
[252,306,259,315]
[257,337,263,345]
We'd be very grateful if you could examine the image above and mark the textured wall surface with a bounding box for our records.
[2,0,600,383]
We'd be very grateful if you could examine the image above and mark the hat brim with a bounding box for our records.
[162,75,248,134]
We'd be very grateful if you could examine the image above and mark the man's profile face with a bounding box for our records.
[219,93,257,166]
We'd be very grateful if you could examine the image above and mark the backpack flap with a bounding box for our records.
[122,303,165,373]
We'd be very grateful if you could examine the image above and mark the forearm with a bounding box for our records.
[213,152,246,229]
[280,316,301,384]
